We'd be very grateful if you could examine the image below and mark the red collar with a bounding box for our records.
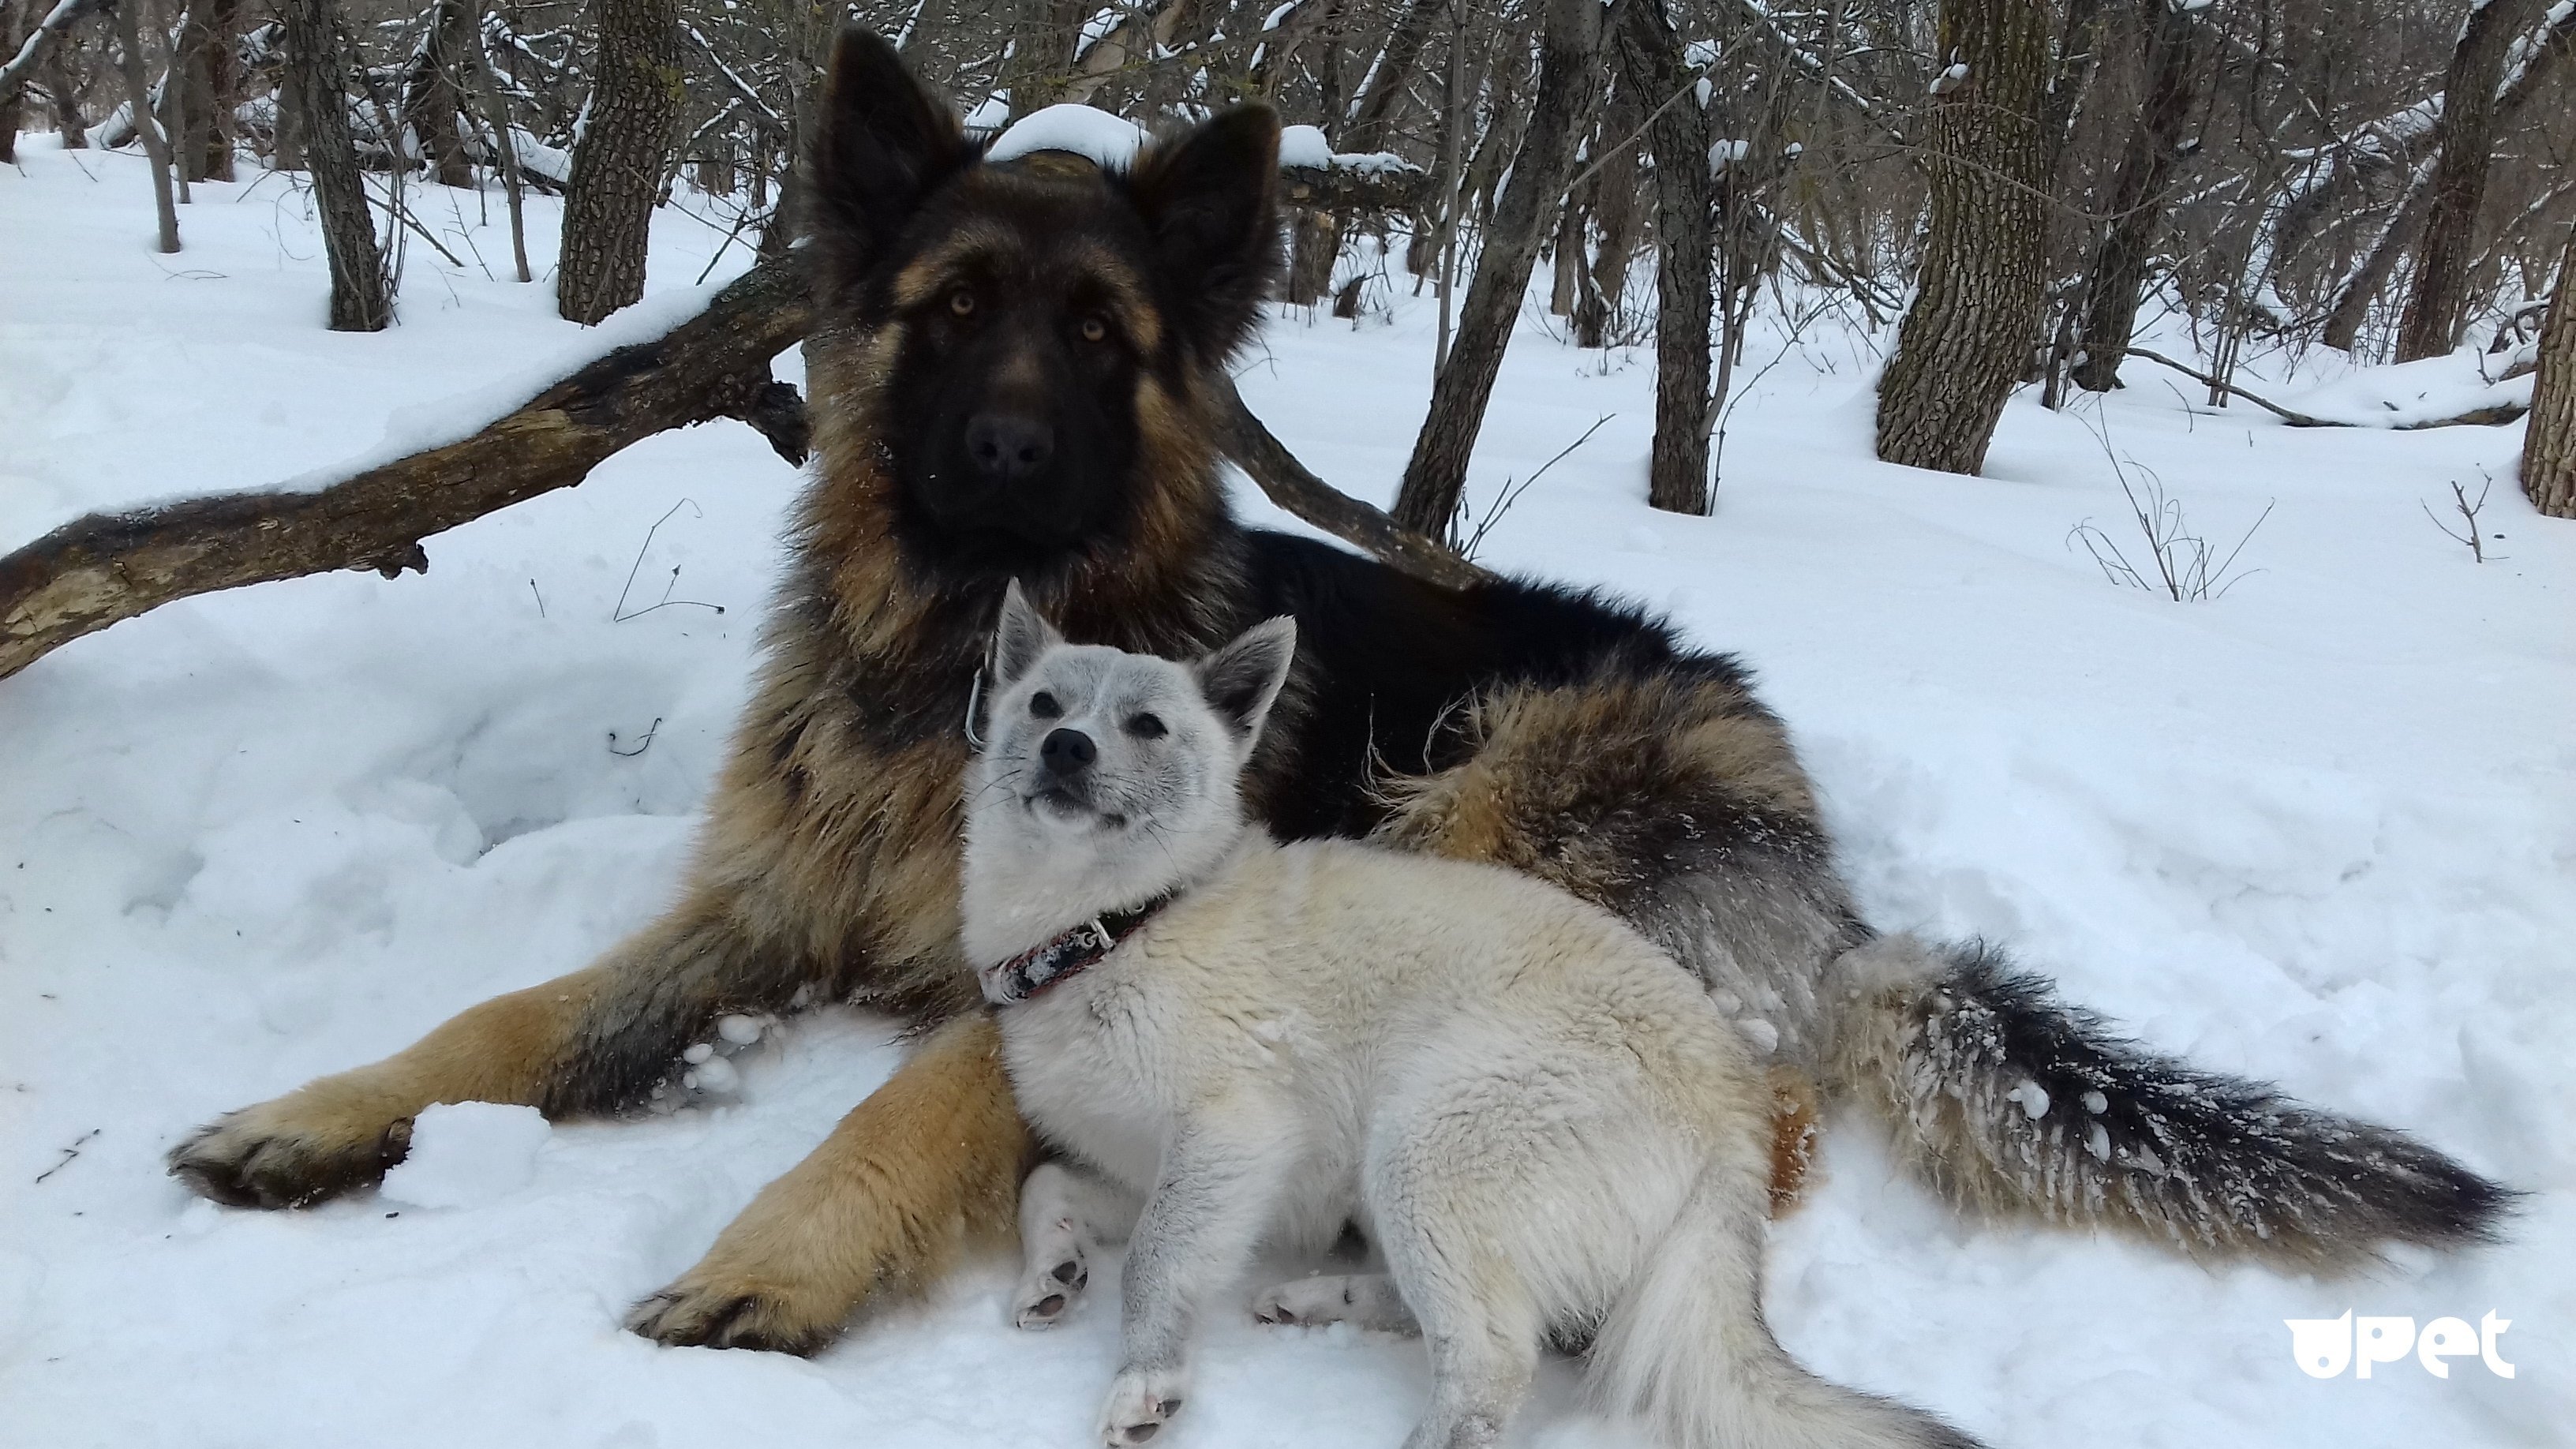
[979,899,1170,1005]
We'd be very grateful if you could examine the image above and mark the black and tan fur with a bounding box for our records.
[169,27,2505,1357]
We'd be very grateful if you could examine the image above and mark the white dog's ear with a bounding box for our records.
[1196,616,1297,745]
[991,579,1063,684]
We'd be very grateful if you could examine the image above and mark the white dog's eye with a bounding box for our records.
[1128,713,1166,740]
[1030,691,1062,719]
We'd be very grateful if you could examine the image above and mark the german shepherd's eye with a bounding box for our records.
[1078,316,1109,344]
[1127,712,1166,739]
[1029,691,1061,719]
[947,287,977,318]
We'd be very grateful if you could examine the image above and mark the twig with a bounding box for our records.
[611,500,726,620]
[2421,476,2502,563]
[1458,414,1613,560]
[33,1127,99,1184]
[2125,347,2337,428]
[608,717,663,757]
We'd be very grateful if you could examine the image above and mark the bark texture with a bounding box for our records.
[280,0,390,330]
[402,0,476,188]
[175,0,238,182]
[1874,0,2055,475]
[558,0,680,324]
[1391,0,1608,538]
[0,259,812,683]
[1619,0,1718,514]
[2523,227,2576,519]
[2392,0,2547,362]
[2072,0,2206,392]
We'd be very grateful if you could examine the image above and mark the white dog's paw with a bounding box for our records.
[1252,1273,1418,1334]
[1012,1245,1090,1329]
[1098,1365,1189,1446]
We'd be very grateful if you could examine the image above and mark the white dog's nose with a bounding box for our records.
[1040,727,1095,777]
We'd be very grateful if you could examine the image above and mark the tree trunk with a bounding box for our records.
[2523,226,2576,519]
[1874,0,2055,476]
[1618,0,1716,515]
[2393,0,2547,362]
[1391,0,1607,539]
[558,0,680,324]
[402,0,474,188]
[110,0,179,253]
[280,0,391,330]
[43,13,87,146]
[1343,0,1444,152]
[2071,0,2206,392]
[1285,208,1340,306]
[0,1,25,163]
[172,0,235,182]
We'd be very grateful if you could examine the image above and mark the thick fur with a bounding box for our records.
[964,610,1975,1449]
[168,23,2504,1354]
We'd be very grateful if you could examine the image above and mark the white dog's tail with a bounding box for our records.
[1585,1163,1981,1449]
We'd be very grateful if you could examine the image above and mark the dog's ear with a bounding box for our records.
[1126,107,1281,363]
[811,28,972,296]
[1196,616,1297,747]
[991,579,1064,686]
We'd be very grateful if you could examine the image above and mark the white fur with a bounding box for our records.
[962,593,1975,1449]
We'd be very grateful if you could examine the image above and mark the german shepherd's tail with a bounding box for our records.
[1823,934,2512,1267]
[1587,1158,1982,1449]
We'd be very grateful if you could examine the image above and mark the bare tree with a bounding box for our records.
[402,0,477,188]
[110,0,180,253]
[2524,225,2576,519]
[1392,0,1608,539]
[1876,0,2056,475]
[1618,0,1717,514]
[2393,0,2549,362]
[559,0,681,324]
[280,0,391,329]
[2071,0,2207,392]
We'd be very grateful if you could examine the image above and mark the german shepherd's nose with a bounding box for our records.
[1039,727,1095,778]
[967,412,1054,482]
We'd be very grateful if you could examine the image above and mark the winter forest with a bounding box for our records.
[2,1,2572,1447]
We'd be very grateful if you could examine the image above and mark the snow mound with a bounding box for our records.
[2279,349,2535,428]
[989,104,1148,167]
[1278,123,1331,168]
[380,1103,553,1210]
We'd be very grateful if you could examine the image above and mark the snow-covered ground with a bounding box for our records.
[4,138,2571,1448]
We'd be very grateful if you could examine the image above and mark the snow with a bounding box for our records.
[2278,347,2538,429]
[5,141,2574,1449]
[380,1103,553,1210]
[1278,122,1332,169]
[990,103,1150,167]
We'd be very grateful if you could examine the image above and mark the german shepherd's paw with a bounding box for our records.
[625,1272,846,1355]
[1097,1365,1188,1447]
[1013,1248,1090,1329]
[167,1095,414,1209]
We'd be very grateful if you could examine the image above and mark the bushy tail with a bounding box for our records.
[1586,1163,1981,1449]
[1825,934,2512,1268]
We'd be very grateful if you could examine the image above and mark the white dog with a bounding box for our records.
[960,582,1976,1449]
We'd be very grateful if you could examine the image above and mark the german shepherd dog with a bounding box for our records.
[168,28,2505,1364]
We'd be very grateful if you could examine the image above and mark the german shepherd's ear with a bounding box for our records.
[1196,616,1297,747]
[811,28,973,298]
[1127,107,1281,364]
[990,579,1065,687]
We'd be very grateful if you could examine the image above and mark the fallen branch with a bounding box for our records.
[0,258,811,682]
[2125,348,2338,427]
[2,256,1477,683]
[1210,374,1493,593]
[1277,162,1434,214]
[2129,346,2531,431]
